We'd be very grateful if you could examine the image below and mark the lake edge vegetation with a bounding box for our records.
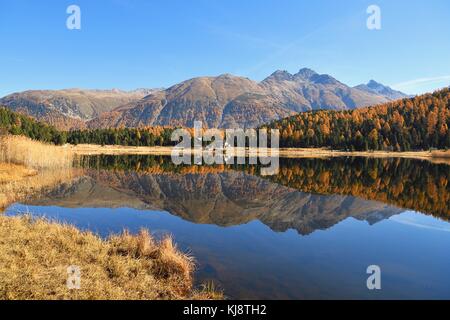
[0,134,221,301]
[0,214,222,300]
[0,135,76,208]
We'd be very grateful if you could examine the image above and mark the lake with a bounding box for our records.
[5,155,450,299]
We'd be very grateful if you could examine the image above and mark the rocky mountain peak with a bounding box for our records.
[354,80,408,100]
[367,80,384,89]
[266,70,294,81]
[294,68,318,80]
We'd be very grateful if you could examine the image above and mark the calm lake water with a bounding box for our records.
[6,156,450,299]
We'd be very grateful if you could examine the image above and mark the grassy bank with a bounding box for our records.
[70,143,450,164]
[0,215,221,300]
[0,135,73,169]
[0,135,221,300]
[0,136,76,208]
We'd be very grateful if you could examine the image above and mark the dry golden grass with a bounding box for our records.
[0,136,221,300]
[0,163,37,184]
[0,136,77,208]
[0,135,73,169]
[430,150,450,165]
[71,143,449,164]
[0,215,222,300]
[432,150,450,158]
[71,144,175,156]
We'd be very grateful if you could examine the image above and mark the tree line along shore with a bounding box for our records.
[0,87,449,152]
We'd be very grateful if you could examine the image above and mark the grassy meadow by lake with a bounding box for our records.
[0,135,222,300]
[0,215,221,300]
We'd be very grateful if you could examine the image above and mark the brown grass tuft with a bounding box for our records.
[0,215,222,300]
[0,135,221,299]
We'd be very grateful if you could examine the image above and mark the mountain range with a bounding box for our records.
[354,79,409,100]
[0,68,408,130]
[0,88,158,130]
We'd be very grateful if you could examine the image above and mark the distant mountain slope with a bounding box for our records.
[89,69,405,129]
[89,74,266,129]
[260,68,393,111]
[263,87,450,151]
[354,80,409,100]
[0,88,158,130]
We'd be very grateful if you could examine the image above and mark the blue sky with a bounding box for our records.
[0,0,449,97]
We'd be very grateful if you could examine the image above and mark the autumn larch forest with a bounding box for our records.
[1,87,449,151]
[263,88,450,151]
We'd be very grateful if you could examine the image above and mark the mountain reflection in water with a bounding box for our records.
[24,155,449,229]
[6,155,450,299]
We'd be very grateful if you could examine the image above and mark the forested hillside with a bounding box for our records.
[263,88,450,151]
[0,107,175,147]
[66,127,175,146]
[0,107,65,144]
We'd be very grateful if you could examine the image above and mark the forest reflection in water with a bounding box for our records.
[6,155,450,299]
[70,155,450,221]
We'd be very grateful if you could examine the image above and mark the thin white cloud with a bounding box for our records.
[390,213,450,233]
[205,25,283,50]
[392,76,450,92]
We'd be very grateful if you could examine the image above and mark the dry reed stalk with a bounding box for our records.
[0,135,73,169]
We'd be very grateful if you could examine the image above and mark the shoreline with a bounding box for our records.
[70,144,450,163]
[0,138,221,299]
[0,214,221,300]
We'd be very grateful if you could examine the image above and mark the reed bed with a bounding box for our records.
[0,135,73,169]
